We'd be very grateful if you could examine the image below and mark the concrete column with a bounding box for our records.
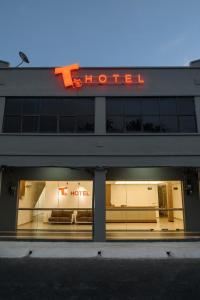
[183,168,200,231]
[194,97,200,132]
[93,168,106,241]
[95,97,106,134]
[0,97,5,133]
[0,168,18,231]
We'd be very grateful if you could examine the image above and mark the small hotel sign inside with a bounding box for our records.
[54,64,145,88]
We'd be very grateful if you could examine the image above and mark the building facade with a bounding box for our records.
[0,60,200,241]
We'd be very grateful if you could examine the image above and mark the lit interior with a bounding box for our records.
[17,180,93,240]
[17,180,184,240]
[106,180,184,237]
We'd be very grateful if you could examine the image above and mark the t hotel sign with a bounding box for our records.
[55,64,145,88]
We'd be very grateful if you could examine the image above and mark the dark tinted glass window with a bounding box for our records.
[4,99,21,114]
[3,116,21,132]
[125,116,142,132]
[77,116,94,132]
[76,99,94,115]
[177,98,195,115]
[60,98,94,115]
[159,99,177,115]
[22,99,39,115]
[142,99,159,115]
[40,116,57,132]
[107,99,124,115]
[3,97,94,134]
[143,116,160,132]
[179,116,196,132]
[60,99,77,115]
[39,99,59,115]
[106,97,196,133]
[107,116,124,132]
[59,116,76,132]
[22,116,38,132]
[125,100,141,115]
[160,116,178,132]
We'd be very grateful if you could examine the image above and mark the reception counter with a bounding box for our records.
[106,207,157,223]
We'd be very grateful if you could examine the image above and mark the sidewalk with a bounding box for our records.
[1,241,200,259]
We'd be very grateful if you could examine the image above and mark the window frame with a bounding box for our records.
[106,97,197,134]
[3,97,95,134]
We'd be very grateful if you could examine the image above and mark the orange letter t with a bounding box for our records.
[55,64,80,87]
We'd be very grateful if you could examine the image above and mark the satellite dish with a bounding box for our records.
[16,51,30,67]
[19,51,30,64]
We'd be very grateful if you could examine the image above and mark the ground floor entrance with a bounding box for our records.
[17,179,184,240]
[106,180,184,240]
[17,180,93,240]
[0,167,199,241]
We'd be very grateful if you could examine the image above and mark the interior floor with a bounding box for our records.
[106,217,184,231]
[1,231,200,241]
[18,216,183,231]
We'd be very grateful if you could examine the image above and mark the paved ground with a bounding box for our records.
[0,258,200,299]
[2,241,200,259]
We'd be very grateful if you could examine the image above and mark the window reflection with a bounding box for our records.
[125,117,142,131]
[107,116,124,132]
[160,116,178,132]
[143,116,160,132]
[106,97,197,133]
[77,116,94,132]
[3,98,95,134]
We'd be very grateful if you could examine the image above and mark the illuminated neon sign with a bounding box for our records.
[54,64,144,88]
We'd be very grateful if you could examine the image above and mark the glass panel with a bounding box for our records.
[159,98,177,115]
[74,99,94,115]
[125,116,142,132]
[17,180,93,240]
[107,116,124,132]
[60,99,78,116]
[77,116,94,132]
[179,116,197,132]
[143,116,160,132]
[160,116,178,132]
[22,99,40,114]
[59,116,76,132]
[106,180,184,240]
[4,99,21,114]
[177,98,195,115]
[107,99,124,115]
[39,116,57,132]
[39,99,59,115]
[22,116,38,132]
[60,98,94,115]
[142,99,159,115]
[125,100,141,115]
[3,116,21,132]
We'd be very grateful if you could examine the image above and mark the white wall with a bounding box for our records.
[18,180,93,225]
[38,181,93,222]
[110,184,159,207]
[39,181,93,208]
[18,181,45,225]
[172,182,183,220]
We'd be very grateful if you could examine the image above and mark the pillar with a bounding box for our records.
[183,168,200,231]
[0,168,18,231]
[93,168,106,241]
[194,97,200,132]
[0,97,5,132]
